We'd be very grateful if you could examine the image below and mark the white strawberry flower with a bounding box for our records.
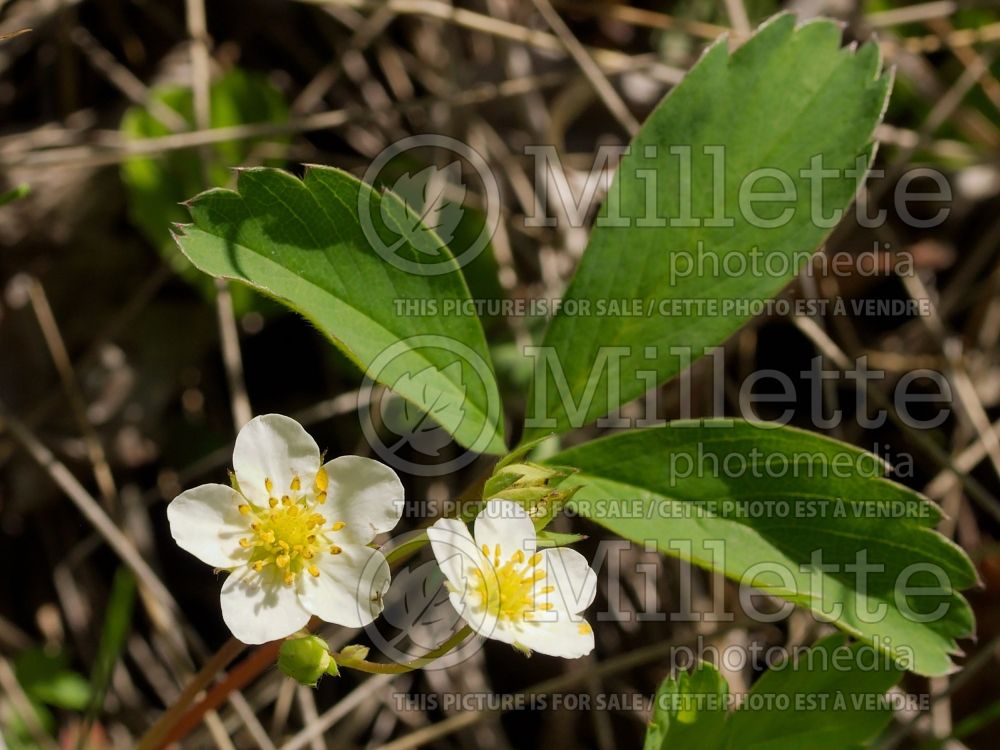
[167,414,404,644]
[427,498,597,658]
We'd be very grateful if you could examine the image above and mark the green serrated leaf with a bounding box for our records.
[174,165,506,455]
[382,362,467,457]
[645,636,902,750]
[525,14,892,440]
[369,153,506,331]
[547,421,976,676]
[645,659,728,749]
[385,162,466,256]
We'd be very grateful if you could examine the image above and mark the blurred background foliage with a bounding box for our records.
[120,68,289,313]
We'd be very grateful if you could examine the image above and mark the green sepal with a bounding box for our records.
[536,529,588,548]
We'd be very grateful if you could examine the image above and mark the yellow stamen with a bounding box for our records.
[315,467,328,492]
[241,466,349,585]
[468,546,557,624]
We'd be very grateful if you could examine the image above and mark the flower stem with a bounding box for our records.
[331,626,473,674]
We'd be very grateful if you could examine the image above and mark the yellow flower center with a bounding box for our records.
[470,545,555,623]
[237,468,347,586]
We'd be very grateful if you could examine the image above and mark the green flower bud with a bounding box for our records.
[525,485,582,531]
[482,461,562,499]
[483,460,581,531]
[278,635,337,687]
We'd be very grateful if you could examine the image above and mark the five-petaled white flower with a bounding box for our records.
[167,414,404,644]
[427,499,596,658]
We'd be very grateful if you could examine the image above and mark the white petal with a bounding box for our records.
[219,569,311,644]
[473,499,536,560]
[319,456,404,544]
[540,547,598,615]
[427,518,480,589]
[428,519,501,638]
[298,545,391,627]
[167,484,250,568]
[449,589,508,644]
[510,614,595,659]
[232,414,321,505]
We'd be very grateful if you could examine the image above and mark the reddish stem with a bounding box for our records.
[153,641,282,749]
